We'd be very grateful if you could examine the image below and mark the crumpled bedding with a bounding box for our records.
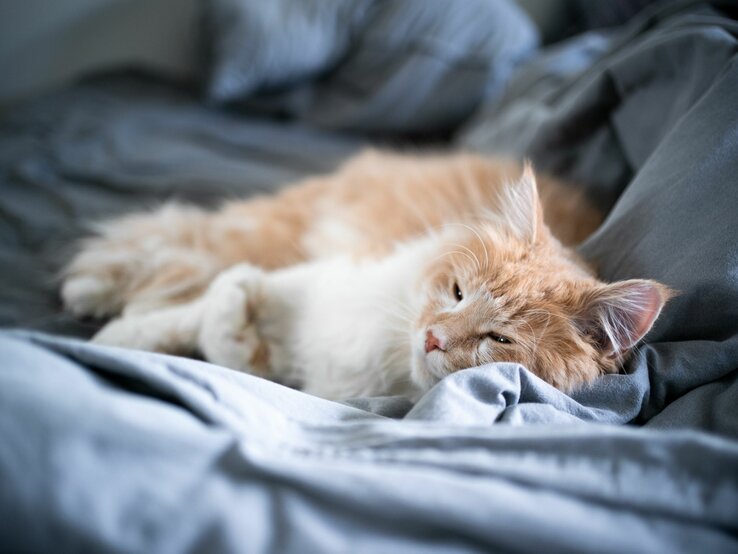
[459,0,738,437]
[2,331,737,553]
[204,0,538,134]
[1,0,738,552]
[0,76,361,338]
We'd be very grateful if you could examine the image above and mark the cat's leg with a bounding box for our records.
[62,196,312,318]
[196,264,272,376]
[92,263,273,376]
[92,299,204,356]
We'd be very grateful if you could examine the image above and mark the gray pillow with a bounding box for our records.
[204,0,539,133]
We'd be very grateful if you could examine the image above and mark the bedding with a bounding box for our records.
[1,0,738,552]
[2,331,737,553]
[204,0,538,133]
[458,0,738,434]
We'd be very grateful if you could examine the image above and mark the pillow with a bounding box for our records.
[204,0,366,101]
[203,0,539,134]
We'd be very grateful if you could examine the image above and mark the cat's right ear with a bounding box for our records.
[496,162,543,244]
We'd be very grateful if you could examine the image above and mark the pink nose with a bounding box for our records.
[425,330,445,353]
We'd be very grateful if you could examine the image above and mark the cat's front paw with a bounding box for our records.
[198,264,270,375]
[93,316,162,352]
[91,303,199,356]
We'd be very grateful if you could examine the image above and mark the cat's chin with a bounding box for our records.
[410,349,444,395]
[408,328,449,395]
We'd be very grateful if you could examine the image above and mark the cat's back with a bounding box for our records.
[298,150,602,258]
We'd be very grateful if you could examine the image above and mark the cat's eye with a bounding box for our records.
[453,282,463,301]
[488,333,512,344]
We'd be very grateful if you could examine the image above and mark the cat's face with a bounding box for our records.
[410,168,671,393]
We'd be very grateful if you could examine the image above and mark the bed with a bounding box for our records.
[1,1,737,552]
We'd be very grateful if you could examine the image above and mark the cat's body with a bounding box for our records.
[64,151,670,400]
[95,236,440,399]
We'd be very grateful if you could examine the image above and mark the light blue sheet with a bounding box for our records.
[2,331,737,553]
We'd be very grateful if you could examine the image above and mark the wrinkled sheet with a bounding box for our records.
[2,0,738,552]
[2,331,737,553]
[0,76,361,338]
[459,0,738,438]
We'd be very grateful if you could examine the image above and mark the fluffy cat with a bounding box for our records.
[63,150,671,400]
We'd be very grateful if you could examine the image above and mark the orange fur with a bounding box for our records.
[64,150,601,312]
[418,221,670,391]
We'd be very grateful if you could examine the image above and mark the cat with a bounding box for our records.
[62,150,671,400]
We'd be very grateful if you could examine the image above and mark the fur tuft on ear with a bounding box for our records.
[578,279,673,357]
[495,161,543,243]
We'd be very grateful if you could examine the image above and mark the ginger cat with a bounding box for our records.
[62,151,671,400]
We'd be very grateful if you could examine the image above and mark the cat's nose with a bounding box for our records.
[425,330,446,353]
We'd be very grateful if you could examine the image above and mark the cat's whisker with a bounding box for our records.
[520,320,545,361]
[393,299,418,319]
[431,250,477,267]
[442,222,490,270]
[384,329,412,339]
[523,308,572,323]
[370,294,416,316]
[379,316,413,329]
[374,294,415,316]
[376,313,412,332]
[447,242,481,271]
[375,306,414,325]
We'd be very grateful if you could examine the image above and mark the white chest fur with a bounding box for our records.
[257,238,440,399]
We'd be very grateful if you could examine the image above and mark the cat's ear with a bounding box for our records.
[497,162,543,244]
[577,279,673,357]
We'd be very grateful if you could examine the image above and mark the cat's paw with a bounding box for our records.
[62,273,123,318]
[92,302,199,355]
[198,264,269,373]
[93,316,159,351]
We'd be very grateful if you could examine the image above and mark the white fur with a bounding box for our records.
[301,213,365,259]
[486,164,539,243]
[197,264,266,371]
[62,274,120,317]
[93,235,447,400]
[259,237,442,398]
[93,301,202,354]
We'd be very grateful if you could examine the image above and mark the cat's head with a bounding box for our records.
[411,165,672,393]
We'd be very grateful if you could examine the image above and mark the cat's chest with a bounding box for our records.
[285,292,412,398]
[293,309,412,398]
[263,250,426,397]
[297,264,412,370]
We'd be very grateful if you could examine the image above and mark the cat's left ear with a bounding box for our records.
[577,279,673,357]
[498,162,544,244]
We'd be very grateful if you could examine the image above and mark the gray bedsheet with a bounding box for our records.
[2,331,737,553]
[0,76,361,338]
[1,1,738,552]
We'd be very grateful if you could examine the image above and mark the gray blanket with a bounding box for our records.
[1,1,738,552]
[2,331,737,553]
